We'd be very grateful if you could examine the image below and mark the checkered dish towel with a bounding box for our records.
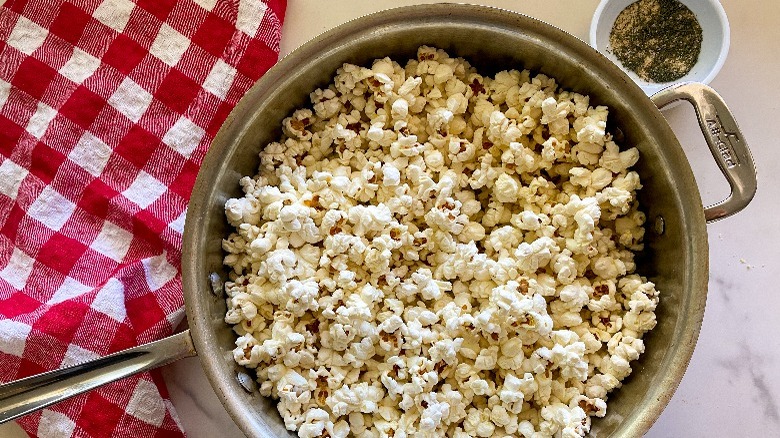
[0,0,285,436]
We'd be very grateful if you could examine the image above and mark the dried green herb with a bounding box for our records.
[609,0,703,83]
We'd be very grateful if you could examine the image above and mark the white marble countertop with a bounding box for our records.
[3,0,779,436]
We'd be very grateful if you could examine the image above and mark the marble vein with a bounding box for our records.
[718,343,780,426]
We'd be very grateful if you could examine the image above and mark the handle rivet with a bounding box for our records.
[209,273,224,296]
[237,372,256,393]
[653,216,665,235]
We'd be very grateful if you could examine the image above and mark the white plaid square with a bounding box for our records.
[142,252,176,291]
[108,77,153,123]
[122,171,167,208]
[165,307,185,327]
[90,221,132,262]
[26,102,57,139]
[92,0,135,33]
[59,47,101,85]
[149,23,190,67]
[60,343,100,368]
[162,116,204,157]
[7,16,49,56]
[68,131,113,177]
[91,278,127,322]
[0,318,32,356]
[0,248,34,290]
[126,379,165,426]
[37,409,76,438]
[236,0,268,36]
[37,410,76,438]
[27,186,77,231]
[0,159,29,200]
[168,209,186,234]
[0,79,11,110]
[202,58,237,100]
[49,276,92,304]
[192,0,217,11]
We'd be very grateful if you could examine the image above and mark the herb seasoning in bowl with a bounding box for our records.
[609,0,702,83]
[590,0,730,96]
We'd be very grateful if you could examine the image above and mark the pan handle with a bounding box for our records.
[0,329,196,424]
[651,82,757,223]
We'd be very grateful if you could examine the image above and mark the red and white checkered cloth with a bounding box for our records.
[0,0,285,436]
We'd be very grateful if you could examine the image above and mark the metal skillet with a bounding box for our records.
[0,4,756,437]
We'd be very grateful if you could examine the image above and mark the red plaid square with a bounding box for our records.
[49,3,92,46]
[107,322,136,352]
[29,142,65,182]
[59,85,105,129]
[79,391,128,436]
[166,1,209,39]
[37,233,87,275]
[12,57,57,101]
[167,160,200,202]
[32,301,90,344]
[78,180,115,218]
[114,125,162,168]
[0,293,38,319]
[0,1,285,437]
[102,34,147,75]
[88,106,133,148]
[0,117,25,154]
[156,69,202,114]
[191,13,235,57]
[0,204,26,243]
[135,0,176,22]
[16,358,47,380]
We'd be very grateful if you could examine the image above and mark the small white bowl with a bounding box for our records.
[589,0,730,96]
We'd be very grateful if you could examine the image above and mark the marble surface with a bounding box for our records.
[3,0,779,436]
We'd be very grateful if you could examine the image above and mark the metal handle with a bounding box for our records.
[652,82,757,223]
[0,329,196,424]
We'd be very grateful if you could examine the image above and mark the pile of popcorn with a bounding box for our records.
[222,46,659,438]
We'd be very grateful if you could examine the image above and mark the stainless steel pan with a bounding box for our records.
[0,4,756,437]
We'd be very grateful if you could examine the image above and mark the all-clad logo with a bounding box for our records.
[706,118,740,168]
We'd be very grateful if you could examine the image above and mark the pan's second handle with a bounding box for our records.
[0,329,196,424]
[652,82,757,223]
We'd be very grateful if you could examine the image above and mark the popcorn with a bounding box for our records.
[223,46,658,438]
[512,210,544,231]
[552,251,578,285]
[382,163,401,186]
[540,96,572,136]
[539,403,587,437]
[419,394,451,431]
[515,236,558,273]
[225,196,260,227]
[535,338,589,381]
[494,173,521,203]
